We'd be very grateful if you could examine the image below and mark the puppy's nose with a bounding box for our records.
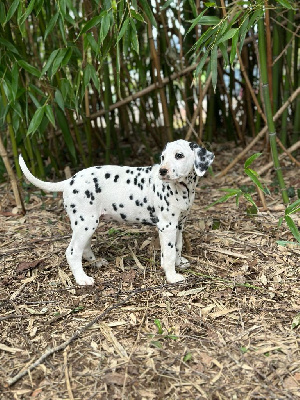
[159,168,168,176]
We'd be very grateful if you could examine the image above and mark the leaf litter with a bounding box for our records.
[0,142,299,399]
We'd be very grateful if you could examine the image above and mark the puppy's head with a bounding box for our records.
[158,140,214,181]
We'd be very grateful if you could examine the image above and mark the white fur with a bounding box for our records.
[19,140,214,285]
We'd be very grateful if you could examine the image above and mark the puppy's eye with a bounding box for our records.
[175,153,184,160]
[161,155,165,161]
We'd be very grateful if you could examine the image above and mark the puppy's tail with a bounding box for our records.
[19,155,67,192]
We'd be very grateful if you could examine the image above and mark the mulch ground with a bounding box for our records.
[0,142,299,399]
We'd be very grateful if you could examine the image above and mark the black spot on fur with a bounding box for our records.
[112,203,118,211]
[120,213,127,220]
[105,173,110,179]
[114,175,119,182]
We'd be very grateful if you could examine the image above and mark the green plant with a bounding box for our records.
[207,153,267,212]
[149,319,178,348]
[207,153,300,244]
[278,199,300,244]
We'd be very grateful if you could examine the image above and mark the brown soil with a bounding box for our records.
[0,143,299,399]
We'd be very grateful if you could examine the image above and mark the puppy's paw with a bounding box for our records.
[176,256,190,269]
[166,272,185,284]
[95,258,109,268]
[75,274,95,286]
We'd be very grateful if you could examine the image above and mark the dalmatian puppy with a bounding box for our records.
[19,140,214,285]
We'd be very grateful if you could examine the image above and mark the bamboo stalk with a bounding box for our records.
[185,73,212,141]
[217,62,245,144]
[146,17,172,142]
[72,36,258,127]
[280,9,294,147]
[264,1,273,106]
[258,18,289,204]
[272,14,283,113]
[217,87,300,178]
[240,47,257,137]
[0,135,25,214]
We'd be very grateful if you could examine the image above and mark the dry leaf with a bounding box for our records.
[0,343,25,354]
[16,259,42,274]
[102,372,125,386]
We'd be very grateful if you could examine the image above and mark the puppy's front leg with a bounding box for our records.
[159,228,185,284]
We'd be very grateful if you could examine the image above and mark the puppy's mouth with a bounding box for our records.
[158,174,181,182]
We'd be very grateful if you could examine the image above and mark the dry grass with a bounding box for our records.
[0,143,299,399]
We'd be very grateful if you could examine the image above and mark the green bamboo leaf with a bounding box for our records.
[188,0,198,17]
[219,42,229,66]
[19,0,36,25]
[192,27,215,52]
[44,11,59,40]
[239,16,249,53]
[4,0,19,24]
[274,0,294,9]
[160,0,173,11]
[2,80,14,104]
[206,189,241,209]
[244,152,262,169]
[55,89,64,110]
[243,193,258,209]
[278,216,284,227]
[86,32,99,54]
[285,215,300,242]
[291,313,300,329]
[55,107,76,162]
[244,168,265,192]
[51,48,68,77]
[117,18,129,43]
[123,24,131,56]
[18,60,40,77]
[186,10,206,35]
[131,9,144,23]
[216,28,239,45]
[58,15,67,45]
[83,64,92,88]
[40,49,59,76]
[139,0,157,27]
[196,16,221,25]
[0,38,20,55]
[11,63,19,102]
[194,49,209,76]
[130,18,139,54]
[90,65,100,93]
[210,45,218,91]
[230,29,239,64]
[285,199,300,216]
[61,47,73,67]
[0,2,6,24]
[78,14,104,37]
[27,106,45,135]
[99,12,111,44]
[45,105,56,128]
[248,8,264,30]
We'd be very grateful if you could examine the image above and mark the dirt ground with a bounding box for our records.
[0,143,299,399]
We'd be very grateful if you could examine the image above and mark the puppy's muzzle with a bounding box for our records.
[159,168,168,177]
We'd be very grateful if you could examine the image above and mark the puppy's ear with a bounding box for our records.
[189,143,214,177]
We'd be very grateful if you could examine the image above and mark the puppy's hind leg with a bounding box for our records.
[66,228,96,285]
[83,237,108,268]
